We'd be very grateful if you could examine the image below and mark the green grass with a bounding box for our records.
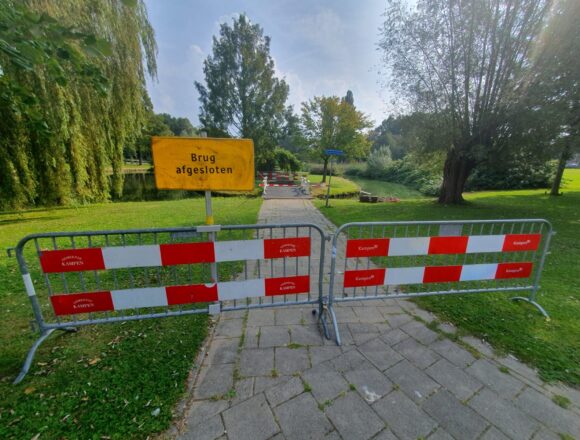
[314,169,580,385]
[347,175,427,199]
[308,173,360,197]
[0,197,262,439]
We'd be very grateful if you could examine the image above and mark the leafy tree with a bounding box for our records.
[380,0,550,203]
[0,0,156,208]
[279,106,307,157]
[344,90,354,106]
[158,113,197,137]
[195,14,289,165]
[301,96,371,182]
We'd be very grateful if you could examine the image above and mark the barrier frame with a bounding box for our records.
[14,222,328,383]
[327,219,554,345]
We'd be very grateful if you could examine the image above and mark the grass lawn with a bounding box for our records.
[0,197,262,439]
[308,173,360,197]
[314,169,580,386]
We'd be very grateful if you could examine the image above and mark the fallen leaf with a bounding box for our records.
[24,387,35,395]
[88,358,101,366]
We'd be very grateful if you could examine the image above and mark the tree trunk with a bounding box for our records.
[550,143,571,196]
[321,157,329,183]
[438,149,473,204]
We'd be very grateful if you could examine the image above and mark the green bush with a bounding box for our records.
[466,157,556,191]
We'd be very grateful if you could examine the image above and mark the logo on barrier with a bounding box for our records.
[264,238,310,259]
[265,275,310,296]
[346,239,389,258]
[61,255,85,267]
[279,281,297,291]
[280,244,297,254]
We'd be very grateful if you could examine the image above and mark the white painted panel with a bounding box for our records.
[388,237,430,256]
[102,245,161,269]
[218,279,265,301]
[460,264,498,281]
[214,240,264,262]
[466,235,504,254]
[111,287,167,310]
[385,267,425,285]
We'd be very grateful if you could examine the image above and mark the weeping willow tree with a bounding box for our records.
[0,0,156,209]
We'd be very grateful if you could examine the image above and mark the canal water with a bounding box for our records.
[346,175,425,199]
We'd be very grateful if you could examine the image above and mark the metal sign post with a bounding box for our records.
[324,149,344,208]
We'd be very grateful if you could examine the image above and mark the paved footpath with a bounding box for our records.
[173,199,579,440]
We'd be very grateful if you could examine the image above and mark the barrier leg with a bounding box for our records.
[327,304,341,346]
[13,327,78,385]
[510,296,550,319]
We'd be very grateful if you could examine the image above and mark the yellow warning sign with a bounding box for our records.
[152,137,254,191]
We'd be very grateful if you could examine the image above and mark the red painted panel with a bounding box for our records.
[495,262,533,279]
[264,237,310,259]
[160,242,215,265]
[346,238,390,258]
[50,291,113,315]
[423,265,463,283]
[40,248,105,273]
[502,234,541,252]
[265,275,310,296]
[343,269,386,288]
[428,236,469,255]
[166,283,218,304]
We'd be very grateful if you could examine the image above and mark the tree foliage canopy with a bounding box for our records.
[0,0,157,209]
[195,14,289,167]
[380,0,550,203]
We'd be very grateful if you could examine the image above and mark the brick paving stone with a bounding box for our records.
[469,388,540,440]
[380,328,410,346]
[239,348,274,377]
[178,414,224,440]
[254,375,292,394]
[466,359,525,399]
[259,326,291,348]
[274,393,333,440]
[393,337,441,369]
[400,320,439,345]
[302,363,349,402]
[288,324,324,346]
[222,394,279,440]
[358,338,403,371]
[344,364,392,403]
[330,349,369,373]
[423,390,488,440]
[513,387,580,438]
[384,359,440,402]
[425,358,483,401]
[325,392,385,440]
[194,364,235,399]
[372,390,438,440]
[183,400,228,430]
[205,337,239,365]
[214,319,244,338]
[265,376,304,407]
[247,309,276,327]
[479,427,510,440]
[430,338,476,369]
[275,347,310,375]
[309,346,343,366]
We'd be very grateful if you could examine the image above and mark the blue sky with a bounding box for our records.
[144,0,390,127]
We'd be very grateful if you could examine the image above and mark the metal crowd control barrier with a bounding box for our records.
[327,219,554,345]
[14,223,327,383]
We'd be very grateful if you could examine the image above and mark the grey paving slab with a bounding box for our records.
[183,400,229,430]
[531,428,562,440]
[231,378,254,405]
[496,354,544,387]
[325,392,385,440]
[178,414,224,440]
[462,335,495,358]
[275,347,310,375]
[372,429,398,440]
[372,391,438,440]
[244,326,259,348]
[254,375,293,394]
[352,306,385,322]
[393,337,441,369]
[335,306,361,323]
[302,363,350,402]
[275,308,303,325]
[513,387,580,438]
[214,318,244,338]
[239,348,274,377]
[379,328,410,346]
[469,388,540,440]
[425,358,483,401]
[344,364,393,403]
[288,324,325,346]
[466,359,525,399]
[330,348,369,373]
[427,427,455,440]
[384,359,440,402]
[309,345,343,366]
[479,426,510,440]
[430,338,476,369]
[259,326,291,348]
[265,376,304,407]
[423,390,489,440]
[205,337,239,365]
[274,393,333,440]
[247,309,276,327]
[194,364,235,399]
[358,338,403,371]
[384,313,414,328]
[222,394,279,440]
[400,320,439,345]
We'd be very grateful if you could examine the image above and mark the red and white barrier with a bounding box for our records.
[40,237,311,273]
[49,275,310,316]
[346,233,541,258]
[259,183,299,187]
[343,262,533,288]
